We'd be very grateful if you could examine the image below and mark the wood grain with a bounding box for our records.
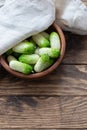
[82,0,87,5]
[0,65,87,96]
[0,127,86,130]
[0,96,86,128]
[0,129,78,130]
[0,129,85,130]
[63,35,87,64]
[0,0,87,129]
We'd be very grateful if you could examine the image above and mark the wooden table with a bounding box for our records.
[0,1,87,129]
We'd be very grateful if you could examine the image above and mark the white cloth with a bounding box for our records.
[0,0,55,55]
[56,0,87,35]
[0,0,87,55]
[0,0,5,7]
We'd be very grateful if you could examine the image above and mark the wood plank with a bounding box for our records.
[0,96,87,128]
[82,0,87,5]
[62,34,87,64]
[0,129,86,130]
[0,129,57,130]
[0,65,87,96]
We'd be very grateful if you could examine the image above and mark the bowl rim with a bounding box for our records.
[0,22,66,79]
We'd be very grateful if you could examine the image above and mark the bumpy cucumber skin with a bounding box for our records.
[9,61,33,74]
[32,34,50,48]
[38,48,60,58]
[19,54,39,65]
[7,55,17,63]
[50,32,61,50]
[6,31,62,75]
[35,47,40,55]
[40,32,50,40]
[13,41,35,54]
[34,54,54,73]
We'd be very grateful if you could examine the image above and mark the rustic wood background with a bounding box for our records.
[0,0,87,129]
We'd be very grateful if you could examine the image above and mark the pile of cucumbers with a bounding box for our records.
[6,31,61,74]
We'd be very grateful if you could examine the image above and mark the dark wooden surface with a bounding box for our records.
[0,1,87,129]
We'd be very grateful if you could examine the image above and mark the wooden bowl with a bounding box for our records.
[0,22,66,79]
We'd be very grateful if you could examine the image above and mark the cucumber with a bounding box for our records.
[32,34,50,47]
[50,32,61,49]
[9,60,33,74]
[38,48,61,58]
[34,54,54,72]
[13,41,36,54]
[19,54,39,65]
